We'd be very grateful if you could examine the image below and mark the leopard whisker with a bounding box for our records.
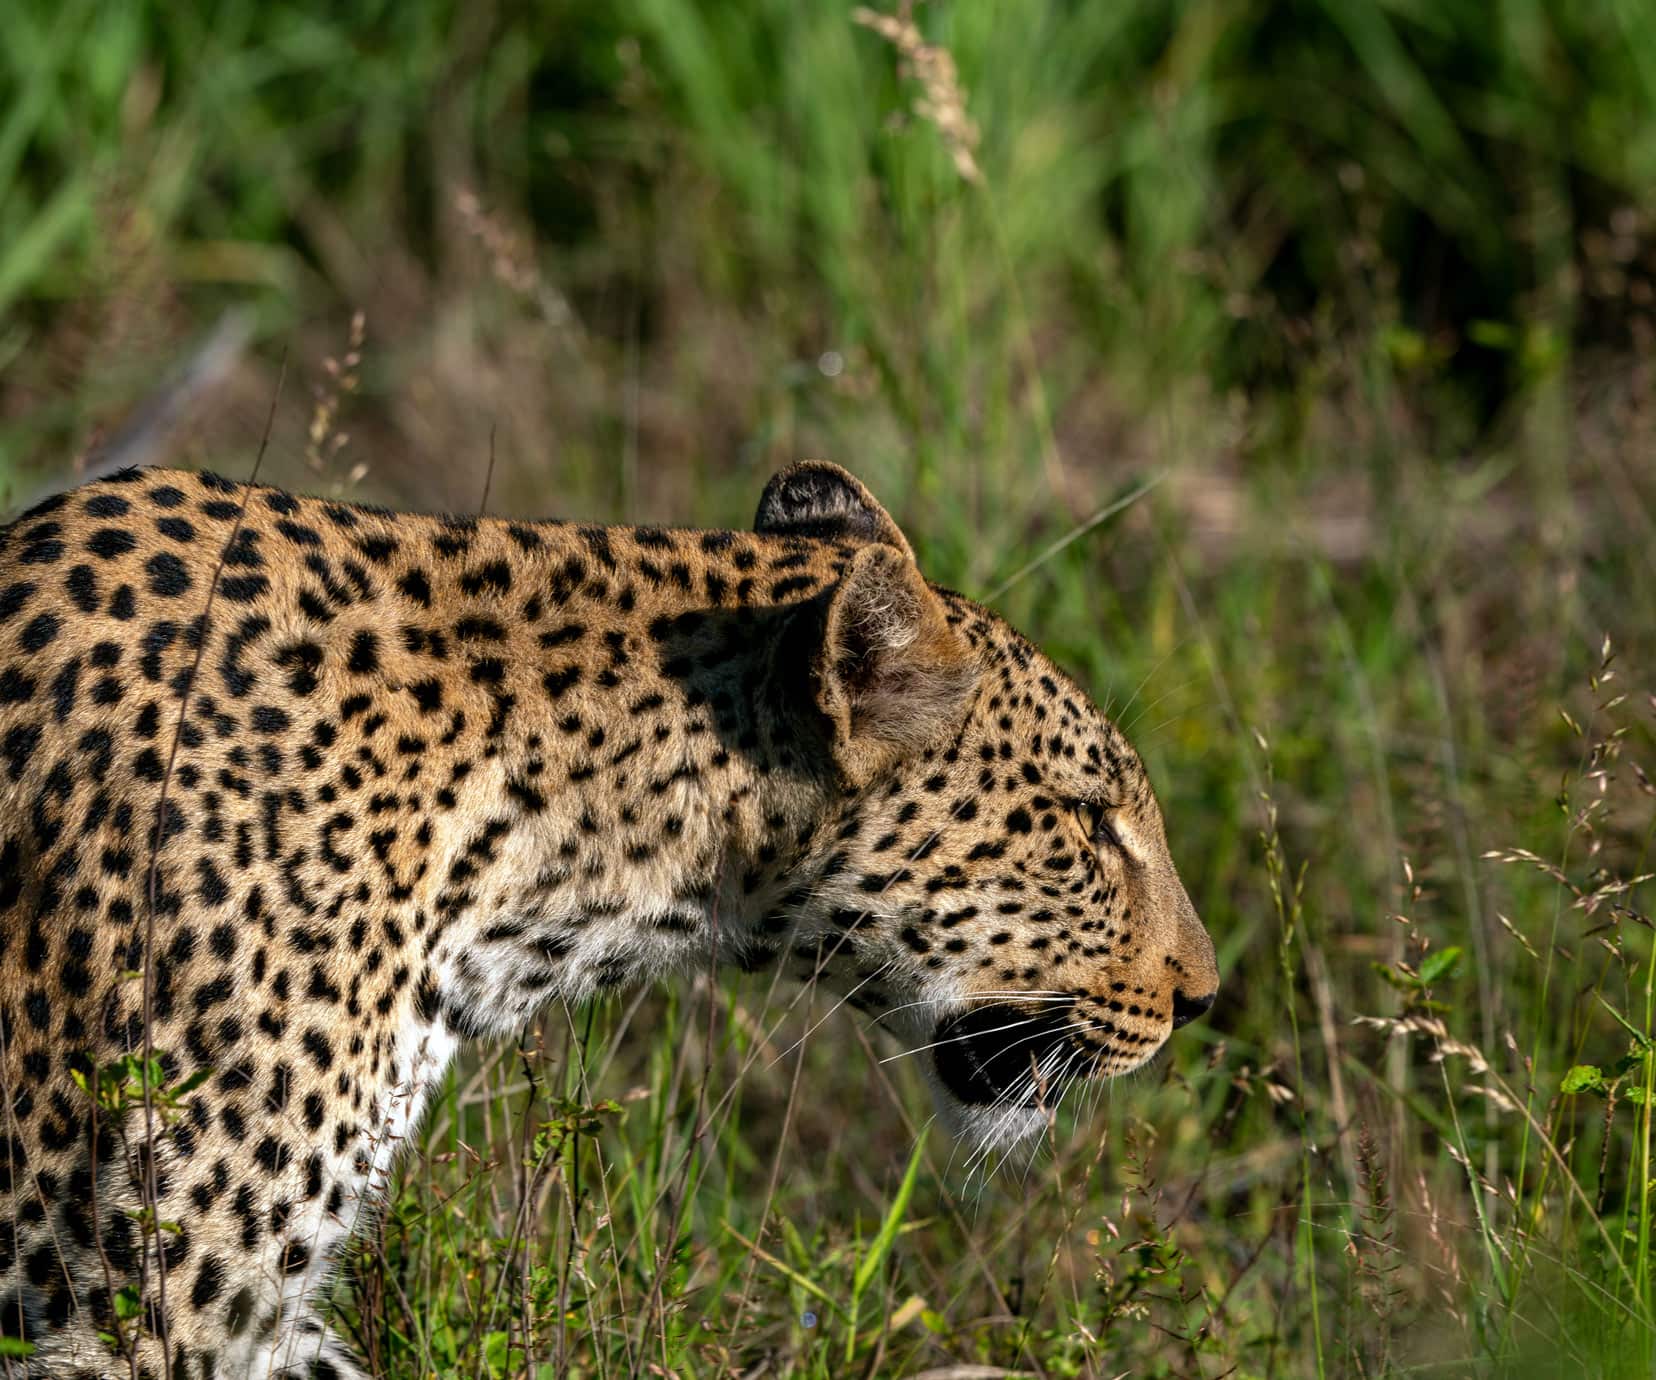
[766,956,899,1068]
[1015,1048,1088,1188]
[955,1022,1122,1183]
[878,1005,1079,1064]
[873,989,1076,1023]
[960,1043,1071,1180]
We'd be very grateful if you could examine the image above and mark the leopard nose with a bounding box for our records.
[1170,988,1216,1030]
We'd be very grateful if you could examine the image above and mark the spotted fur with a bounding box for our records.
[0,461,1217,1377]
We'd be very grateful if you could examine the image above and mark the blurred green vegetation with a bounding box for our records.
[5,0,1656,1375]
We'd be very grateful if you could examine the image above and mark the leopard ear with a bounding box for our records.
[815,543,979,788]
[755,461,915,561]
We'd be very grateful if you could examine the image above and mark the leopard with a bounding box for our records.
[0,458,1217,1378]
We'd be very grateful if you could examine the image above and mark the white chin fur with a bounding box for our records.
[931,1086,1049,1151]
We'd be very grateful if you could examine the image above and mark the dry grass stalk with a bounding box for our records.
[306,309,367,488]
[853,3,981,184]
[1350,1121,1402,1372]
[454,187,587,348]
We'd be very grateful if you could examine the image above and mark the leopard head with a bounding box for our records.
[758,463,1220,1149]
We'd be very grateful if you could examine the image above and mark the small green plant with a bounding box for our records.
[69,1052,211,1124]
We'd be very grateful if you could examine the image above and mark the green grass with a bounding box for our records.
[5,0,1656,1374]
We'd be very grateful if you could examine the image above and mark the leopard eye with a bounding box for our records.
[1077,800,1121,851]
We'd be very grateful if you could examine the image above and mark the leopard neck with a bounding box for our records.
[368,516,850,1028]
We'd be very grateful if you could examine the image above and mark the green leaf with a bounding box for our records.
[852,1136,925,1297]
[1420,946,1463,985]
[484,1329,516,1375]
[1467,319,1516,350]
[171,1066,214,1098]
[1615,1051,1645,1077]
[1370,961,1421,992]
[1561,1065,1605,1095]
[113,1284,142,1321]
[845,1135,927,1362]
[0,1336,35,1357]
[1595,995,1654,1050]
